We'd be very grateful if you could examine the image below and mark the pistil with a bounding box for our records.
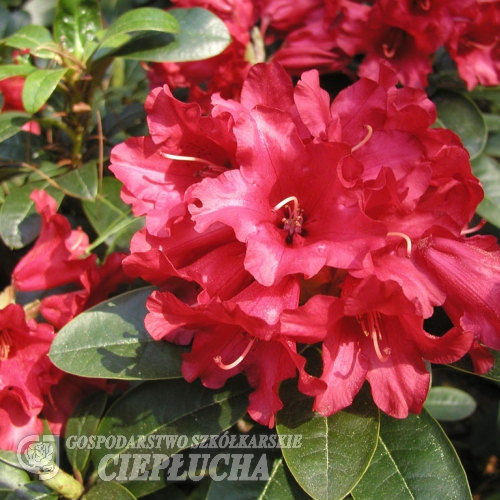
[272,196,304,244]
[387,232,412,258]
[352,125,373,152]
[158,151,227,177]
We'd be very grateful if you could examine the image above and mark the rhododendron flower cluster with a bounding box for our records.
[0,190,131,450]
[146,0,500,105]
[111,60,498,428]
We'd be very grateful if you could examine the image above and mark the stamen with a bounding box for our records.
[158,151,227,176]
[418,0,431,11]
[351,125,373,152]
[461,219,487,235]
[357,312,391,363]
[382,43,397,58]
[214,336,256,370]
[387,232,412,258]
[272,196,300,213]
[68,230,85,252]
[273,196,304,243]
[0,330,12,360]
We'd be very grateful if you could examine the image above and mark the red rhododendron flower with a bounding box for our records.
[111,60,497,426]
[12,189,95,292]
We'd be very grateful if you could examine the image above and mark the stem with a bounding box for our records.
[40,467,84,500]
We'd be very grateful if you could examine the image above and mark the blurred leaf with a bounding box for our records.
[0,65,35,80]
[22,68,68,114]
[82,482,136,500]
[53,0,101,59]
[485,134,500,158]
[433,90,487,160]
[352,411,472,500]
[471,154,500,228]
[0,131,43,162]
[49,286,188,380]
[106,8,230,63]
[92,377,249,480]
[0,182,64,248]
[4,482,58,500]
[276,384,379,500]
[55,161,98,200]
[1,25,56,59]
[424,386,477,422]
[0,111,31,143]
[0,460,30,499]
[65,391,108,474]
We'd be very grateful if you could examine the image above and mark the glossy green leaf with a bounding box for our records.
[22,68,67,114]
[433,90,487,160]
[2,25,56,59]
[352,411,472,500]
[55,161,98,200]
[83,482,137,500]
[0,65,35,80]
[0,131,43,162]
[276,384,379,500]
[105,8,230,62]
[95,6,179,57]
[124,477,185,499]
[471,154,500,228]
[207,456,311,500]
[0,111,32,143]
[49,287,188,380]
[65,391,108,474]
[91,377,249,480]
[0,460,30,499]
[0,451,24,471]
[53,0,101,59]
[0,182,64,248]
[424,386,477,422]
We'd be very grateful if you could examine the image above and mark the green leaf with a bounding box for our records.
[104,8,231,63]
[207,456,312,500]
[471,154,500,228]
[55,161,98,200]
[0,65,35,80]
[95,7,179,47]
[91,377,249,481]
[485,133,500,157]
[0,111,32,143]
[82,177,142,251]
[424,386,477,421]
[5,482,58,500]
[49,286,188,380]
[276,384,379,500]
[432,90,487,160]
[0,460,30,499]
[352,411,472,500]
[53,0,101,59]
[0,182,64,249]
[65,391,108,474]
[22,68,68,114]
[2,25,56,59]
[448,348,500,382]
[82,482,137,500]
[0,131,43,162]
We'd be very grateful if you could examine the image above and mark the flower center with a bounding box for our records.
[0,330,12,360]
[382,28,405,58]
[357,312,391,362]
[214,335,256,370]
[272,196,304,244]
[413,0,431,11]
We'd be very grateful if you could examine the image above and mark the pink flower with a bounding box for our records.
[12,190,95,291]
